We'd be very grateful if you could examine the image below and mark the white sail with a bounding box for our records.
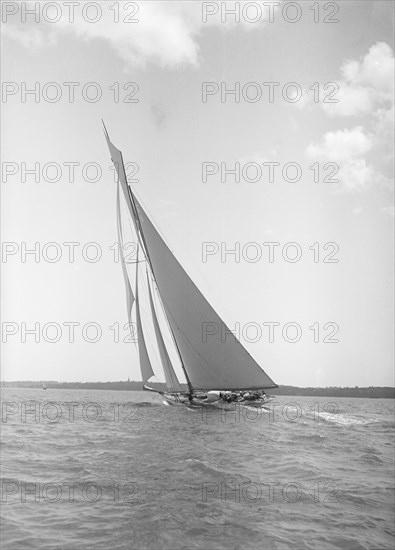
[116,181,134,324]
[135,257,155,384]
[133,195,277,391]
[103,125,277,392]
[103,124,137,227]
[146,271,183,393]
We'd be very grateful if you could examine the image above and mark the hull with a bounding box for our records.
[161,393,274,410]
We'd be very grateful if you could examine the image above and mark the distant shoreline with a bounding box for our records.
[1,381,394,398]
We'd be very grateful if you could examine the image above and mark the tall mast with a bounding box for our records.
[126,182,194,394]
[104,123,278,393]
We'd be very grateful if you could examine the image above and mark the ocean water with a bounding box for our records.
[1,389,394,550]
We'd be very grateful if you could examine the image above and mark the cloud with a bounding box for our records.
[305,44,394,195]
[337,159,375,192]
[322,85,372,117]
[1,21,57,50]
[3,2,201,68]
[322,42,394,117]
[2,1,281,69]
[381,205,394,217]
[306,127,380,192]
[341,42,394,94]
[306,126,372,162]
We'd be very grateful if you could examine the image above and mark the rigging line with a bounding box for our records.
[124,260,147,264]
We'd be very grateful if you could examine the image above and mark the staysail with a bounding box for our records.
[104,124,277,392]
[146,271,183,393]
[134,255,155,384]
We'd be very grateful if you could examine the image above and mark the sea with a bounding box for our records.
[1,388,394,550]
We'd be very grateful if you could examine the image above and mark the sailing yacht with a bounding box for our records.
[103,123,277,408]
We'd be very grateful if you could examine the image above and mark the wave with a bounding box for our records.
[314,412,379,425]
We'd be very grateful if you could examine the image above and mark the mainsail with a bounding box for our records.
[104,123,277,392]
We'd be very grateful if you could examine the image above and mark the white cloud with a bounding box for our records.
[341,42,394,94]
[322,42,394,117]
[322,85,372,117]
[306,127,382,192]
[2,1,281,69]
[306,126,372,162]
[337,159,375,192]
[381,206,394,217]
[1,21,57,50]
[3,2,201,68]
[306,44,394,195]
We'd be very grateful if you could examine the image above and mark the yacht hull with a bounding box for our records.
[161,393,274,410]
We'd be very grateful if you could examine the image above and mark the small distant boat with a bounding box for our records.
[42,382,47,390]
[103,123,277,408]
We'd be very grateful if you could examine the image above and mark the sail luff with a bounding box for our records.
[146,270,183,393]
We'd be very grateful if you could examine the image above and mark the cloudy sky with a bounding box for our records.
[1,0,394,386]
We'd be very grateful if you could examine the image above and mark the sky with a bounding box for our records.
[1,0,394,387]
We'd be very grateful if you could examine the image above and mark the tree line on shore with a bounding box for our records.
[2,381,394,398]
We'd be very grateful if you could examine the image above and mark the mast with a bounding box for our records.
[126,186,194,394]
[103,123,277,392]
[107,127,193,393]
